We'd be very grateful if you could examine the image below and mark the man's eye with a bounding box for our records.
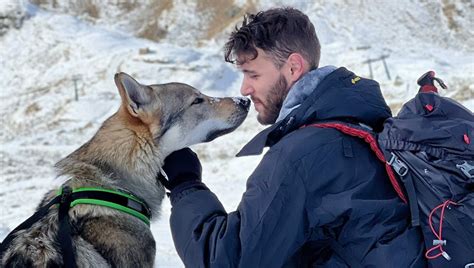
[192,98,204,105]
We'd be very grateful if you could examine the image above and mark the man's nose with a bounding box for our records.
[240,80,254,96]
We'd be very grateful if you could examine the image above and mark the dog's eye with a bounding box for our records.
[192,98,204,105]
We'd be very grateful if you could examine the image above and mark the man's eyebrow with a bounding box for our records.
[241,69,258,74]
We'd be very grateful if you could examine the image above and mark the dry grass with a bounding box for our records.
[449,84,473,102]
[135,0,173,41]
[30,0,51,6]
[80,0,100,19]
[441,0,460,31]
[30,0,257,43]
[31,0,99,18]
[33,0,173,41]
[118,0,140,12]
[25,103,41,115]
[197,0,256,41]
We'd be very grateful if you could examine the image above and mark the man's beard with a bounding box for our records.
[257,74,289,125]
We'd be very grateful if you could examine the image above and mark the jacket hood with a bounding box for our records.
[276,66,338,122]
[299,67,391,128]
[238,67,392,156]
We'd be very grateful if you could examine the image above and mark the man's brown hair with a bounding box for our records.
[224,7,321,69]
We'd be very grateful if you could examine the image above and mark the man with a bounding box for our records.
[161,7,425,267]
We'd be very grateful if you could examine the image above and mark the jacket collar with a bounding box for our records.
[237,66,393,157]
[236,101,308,157]
[236,124,278,156]
[237,67,339,157]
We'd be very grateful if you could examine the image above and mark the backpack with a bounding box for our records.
[308,71,474,267]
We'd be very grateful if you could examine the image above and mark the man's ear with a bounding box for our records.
[287,53,310,83]
[114,72,152,117]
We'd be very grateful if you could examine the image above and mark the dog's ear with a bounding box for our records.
[114,72,153,117]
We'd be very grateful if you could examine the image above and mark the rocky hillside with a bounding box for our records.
[21,0,474,51]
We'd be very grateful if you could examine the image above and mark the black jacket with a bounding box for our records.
[170,67,425,267]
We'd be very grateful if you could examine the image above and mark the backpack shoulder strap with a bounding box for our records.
[303,122,408,203]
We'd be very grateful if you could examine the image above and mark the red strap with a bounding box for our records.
[304,123,408,203]
[420,85,438,93]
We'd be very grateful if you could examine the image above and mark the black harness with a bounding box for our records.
[0,186,152,267]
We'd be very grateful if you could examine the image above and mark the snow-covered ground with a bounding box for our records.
[1,1,472,267]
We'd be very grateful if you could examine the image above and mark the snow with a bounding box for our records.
[0,1,473,267]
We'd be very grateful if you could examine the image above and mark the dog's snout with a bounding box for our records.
[237,97,251,110]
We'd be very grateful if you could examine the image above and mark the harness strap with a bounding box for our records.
[0,186,152,266]
[57,186,77,268]
[0,195,61,258]
[68,188,151,226]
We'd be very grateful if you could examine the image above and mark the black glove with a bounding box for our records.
[159,148,202,191]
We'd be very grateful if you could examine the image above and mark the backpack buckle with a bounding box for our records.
[456,161,474,179]
[387,153,408,176]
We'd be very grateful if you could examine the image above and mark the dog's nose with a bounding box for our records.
[237,97,251,110]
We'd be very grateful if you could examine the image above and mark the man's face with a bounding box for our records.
[237,49,291,125]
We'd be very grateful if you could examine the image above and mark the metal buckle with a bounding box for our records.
[387,153,408,176]
[60,186,73,204]
[456,161,474,179]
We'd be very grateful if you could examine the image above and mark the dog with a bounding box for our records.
[0,72,250,267]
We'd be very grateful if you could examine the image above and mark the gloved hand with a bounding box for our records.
[159,148,202,191]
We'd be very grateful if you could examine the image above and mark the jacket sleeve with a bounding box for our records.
[169,148,308,267]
